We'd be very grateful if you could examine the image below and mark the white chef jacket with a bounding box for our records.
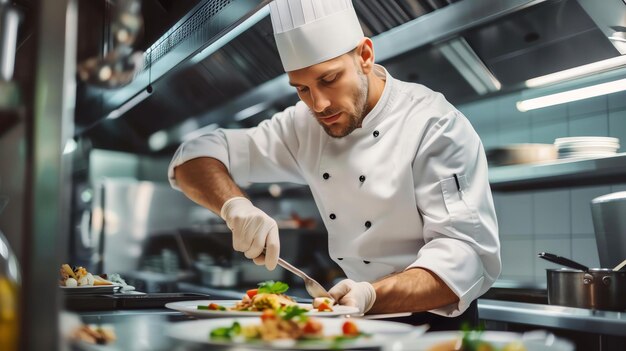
[168,65,501,317]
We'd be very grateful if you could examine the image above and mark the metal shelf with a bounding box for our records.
[489,153,626,192]
[244,154,626,196]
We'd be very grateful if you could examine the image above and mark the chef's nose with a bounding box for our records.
[310,88,331,113]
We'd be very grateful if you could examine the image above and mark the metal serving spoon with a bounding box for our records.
[276,257,332,299]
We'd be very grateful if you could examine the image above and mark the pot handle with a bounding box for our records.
[538,252,589,271]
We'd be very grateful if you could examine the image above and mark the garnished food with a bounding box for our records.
[210,305,368,344]
[59,264,113,287]
[198,281,327,312]
[427,329,527,351]
[312,297,335,312]
[71,325,116,345]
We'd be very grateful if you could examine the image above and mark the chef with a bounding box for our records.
[168,0,500,330]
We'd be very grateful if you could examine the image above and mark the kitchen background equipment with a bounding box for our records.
[539,252,626,311]
[194,261,240,288]
[486,144,557,166]
[554,137,620,159]
[591,191,626,268]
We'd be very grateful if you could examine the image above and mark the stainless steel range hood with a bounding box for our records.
[76,0,625,154]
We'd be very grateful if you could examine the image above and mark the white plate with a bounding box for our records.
[165,300,360,318]
[388,330,574,351]
[166,317,426,350]
[555,136,619,145]
[60,284,121,294]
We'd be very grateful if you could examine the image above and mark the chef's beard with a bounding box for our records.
[317,70,369,138]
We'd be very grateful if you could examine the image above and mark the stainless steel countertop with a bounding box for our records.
[69,298,626,350]
[478,299,626,336]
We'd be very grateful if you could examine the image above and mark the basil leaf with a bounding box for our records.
[257,280,289,294]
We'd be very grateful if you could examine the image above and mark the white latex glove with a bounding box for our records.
[329,279,376,314]
[220,197,280,270]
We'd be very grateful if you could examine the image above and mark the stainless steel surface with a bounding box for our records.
[90,179,211,273]
[578,0,626,55]
[437,37,502,95]
[277,257,332,298]
[490,152,626,191]
[78,0,266,131]
[151,0,555,152]
[546,268,626,311]
[21,0,78,350]
[591,191,626,268]
[478,299,626,337]
[72,0,626,155]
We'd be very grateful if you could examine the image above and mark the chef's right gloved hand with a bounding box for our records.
[220,196,280,270]
[329,279,376,315]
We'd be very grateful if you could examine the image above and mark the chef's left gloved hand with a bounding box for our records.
[329,279,376,314]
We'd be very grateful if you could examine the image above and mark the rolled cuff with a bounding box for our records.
[406,239,486,317]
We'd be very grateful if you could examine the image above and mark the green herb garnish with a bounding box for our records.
[461,323,491,351]
[276,305,309,322]
[257,280,289,294]
[210,321,241,339]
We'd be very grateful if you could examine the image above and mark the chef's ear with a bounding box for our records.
[354,38,374,74]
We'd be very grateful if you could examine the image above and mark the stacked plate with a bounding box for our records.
[554,137,620,159]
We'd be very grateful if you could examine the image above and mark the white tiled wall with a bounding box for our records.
[458,86,626,283]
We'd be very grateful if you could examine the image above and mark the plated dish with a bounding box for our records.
[167,316,424,349]
[59,264,115,287]
[165,300,359,318]
[165,280,358,317]
[393,330,574,351]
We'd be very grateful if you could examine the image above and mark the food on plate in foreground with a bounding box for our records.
[427,329,527,351]
[312,297,335,312]
[209,305,366,343]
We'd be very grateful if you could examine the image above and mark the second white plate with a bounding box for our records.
[166,317,425,350]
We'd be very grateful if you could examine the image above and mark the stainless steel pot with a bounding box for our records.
[194,262,240,288]
[539,252,626,311]
[546,268,626,311]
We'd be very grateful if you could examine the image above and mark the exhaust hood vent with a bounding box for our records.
[77,0,625,155]
[144,0,234,70]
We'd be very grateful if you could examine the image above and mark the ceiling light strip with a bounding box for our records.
[525,55,626,88]
[516,78,626,112]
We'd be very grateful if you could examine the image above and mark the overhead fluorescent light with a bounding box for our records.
[438,37,501,95]
[106,89,151,119]
[190,5,270,64]
[525,55,626,88]
[234,102,269,121]
[148,131,168,151]
[516,78,626,112]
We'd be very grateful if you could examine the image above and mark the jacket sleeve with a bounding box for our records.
[168,105,306,190]
[407,109,501,317]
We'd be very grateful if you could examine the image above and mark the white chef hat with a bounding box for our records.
[269,0,364,72]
